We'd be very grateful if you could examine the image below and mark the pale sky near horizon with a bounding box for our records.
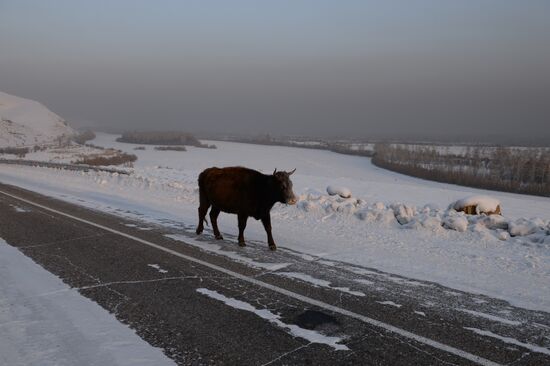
[1,1,549,142]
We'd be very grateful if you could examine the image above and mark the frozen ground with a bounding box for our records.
[0,132,548,312]
[0,238,175,366]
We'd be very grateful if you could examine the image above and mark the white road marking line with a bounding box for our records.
[464,328,550,356]
[0,188,502,366]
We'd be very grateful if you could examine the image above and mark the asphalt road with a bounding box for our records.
[0,182,548,365]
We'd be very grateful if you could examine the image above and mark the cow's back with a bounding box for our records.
[199,167,263,215]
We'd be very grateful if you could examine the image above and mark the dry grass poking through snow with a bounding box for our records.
[0,147,29,157]
[73,149,137,167]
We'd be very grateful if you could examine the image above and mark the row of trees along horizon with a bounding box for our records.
[116,131,216,149]
[372,144,550,197]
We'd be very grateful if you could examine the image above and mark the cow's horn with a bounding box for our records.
[273,168,277,175]
[288,168,296,175]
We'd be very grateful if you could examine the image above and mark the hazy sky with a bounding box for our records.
[1,1,549,142]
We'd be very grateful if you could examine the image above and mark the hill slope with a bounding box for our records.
[0,91,74,148]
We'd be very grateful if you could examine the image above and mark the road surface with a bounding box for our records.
[0,182,548,365]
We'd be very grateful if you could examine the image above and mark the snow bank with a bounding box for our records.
[292,191,549,245]
[0,91,74,147]
[508,218,546,237]
[390,203,417,225]
[0,238,175,366]
[451,195,501,215]
[443,214,469,232]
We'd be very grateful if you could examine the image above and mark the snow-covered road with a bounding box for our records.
[1,186,548,365]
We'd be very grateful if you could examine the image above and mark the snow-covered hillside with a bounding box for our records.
[0,91,74,148]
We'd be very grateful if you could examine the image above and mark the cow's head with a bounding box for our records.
[273,168,297,205]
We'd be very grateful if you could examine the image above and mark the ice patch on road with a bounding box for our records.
[377,301,402,308]
[464,327,550,355]
[457,308,522,326]
[276,272,365,297]
[166,234,291,271]
[147,264,168,274]
[196,288,348,351]
[10,204,30,213]
[383,276,431,288]
[353,279,375,285]
[346,267,430,288]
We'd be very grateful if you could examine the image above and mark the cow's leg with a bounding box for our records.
[237,214,248,247]
[209,206,223,240]
[261,214,276,251]
[196,190,210,235]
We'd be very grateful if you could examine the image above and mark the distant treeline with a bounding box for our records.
[71,129,96,144]
[0,144,50,158]
[117,131,216,149]
[0,146,29,157]
[74,150,137,167]
[211,134,374,157]
[154,146,187,151]
[327,143,374,157]
[372,144,550,196]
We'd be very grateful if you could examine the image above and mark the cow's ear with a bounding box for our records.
[288,168,296,176]
[273,168,277,175]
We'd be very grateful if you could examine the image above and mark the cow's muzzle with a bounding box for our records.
[287,197,297,205]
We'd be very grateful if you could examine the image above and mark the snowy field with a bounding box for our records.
[0,238,175,366]
[0,132,549,313]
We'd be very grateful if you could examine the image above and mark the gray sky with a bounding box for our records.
[1,1,549,143]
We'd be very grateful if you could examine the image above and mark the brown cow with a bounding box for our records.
[195,166,297,250]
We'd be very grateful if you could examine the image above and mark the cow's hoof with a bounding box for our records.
[238,241,246,247]
[196,229,203,235]
[215,235,223,240]
[269,244,277,251]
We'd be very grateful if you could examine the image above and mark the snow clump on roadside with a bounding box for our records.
[326,185,352,198]
[390,203,417,225]
[443,213,469,232]
[450,195,501,215]
[292,189,549,246]
[508,218,545,237]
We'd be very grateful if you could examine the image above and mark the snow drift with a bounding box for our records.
[0,91,74,148]
[293,192,548,243]
[327,185,352,198]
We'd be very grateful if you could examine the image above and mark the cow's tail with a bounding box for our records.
[198,169,207,188]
